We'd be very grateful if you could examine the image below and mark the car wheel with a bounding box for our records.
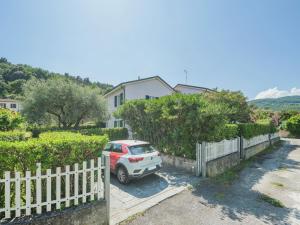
[117,166,129,184]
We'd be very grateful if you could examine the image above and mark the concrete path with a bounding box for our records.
[110,167,199,225]
[124,139,300,225]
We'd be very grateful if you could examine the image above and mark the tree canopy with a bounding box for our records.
[22,78,108,128]
[0,57,113,99]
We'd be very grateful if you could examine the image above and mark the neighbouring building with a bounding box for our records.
[104,76,214,129]
[0,99,22,112]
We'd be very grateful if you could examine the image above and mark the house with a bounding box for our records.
[104,76,175,129]
[104,76,214,129]
[0,99,22,112]
[174,84,214,94]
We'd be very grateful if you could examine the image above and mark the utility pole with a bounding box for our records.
[184,69,188,84]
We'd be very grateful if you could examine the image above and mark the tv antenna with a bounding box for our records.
[184,69,188,84]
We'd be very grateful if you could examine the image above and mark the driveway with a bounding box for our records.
[110,167,199,225]
[124,139,300,225]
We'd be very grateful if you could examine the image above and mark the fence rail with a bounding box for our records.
[242,134,269,149]
[0,156,110,220]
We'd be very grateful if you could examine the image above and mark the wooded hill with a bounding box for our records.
[250,96,300,111]
[0,57,113,99]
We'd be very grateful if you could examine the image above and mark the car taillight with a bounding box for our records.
[128,157,144,163]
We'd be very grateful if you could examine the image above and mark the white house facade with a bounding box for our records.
[0,99,22,112]
[104,76,175,129]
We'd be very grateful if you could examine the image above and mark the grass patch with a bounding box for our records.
[260,194,285,208]
[271,182,284,188]
[119,211,145,225]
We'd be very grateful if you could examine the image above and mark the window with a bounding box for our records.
[114,96,118,107]
[119,120,124,127]
[112,144,123,153]
[120,93,124,105]
[145,95,150,100]
[0,103,6,108]
[129,144,156,155]
[114,121,118,128]
[10,103,16,108]
[104,143,112,151]
[145,95,157,100]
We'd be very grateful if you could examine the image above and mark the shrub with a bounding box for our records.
[286,115,300,137]
[0,108,24,131]
[238,122,276,139]
[115,94,239,159]
[78,127,128,140]
[0,132,108,175]
[0,131,31,141]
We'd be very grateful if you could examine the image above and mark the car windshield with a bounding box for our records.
[129,144,156,155]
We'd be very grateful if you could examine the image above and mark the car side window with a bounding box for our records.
[112,144,123,153]
[104,143,112,151]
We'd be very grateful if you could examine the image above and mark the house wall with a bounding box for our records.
[105,78,174,129]
[0,100,22,112]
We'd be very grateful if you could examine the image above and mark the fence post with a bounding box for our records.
[25,171,31,216]
[4,171,11,219]
[36,163,42,214]
[195,143,202,176]
[104,154,110,225]
[240,136,244,160]
[237,137,241,160]
[201,142,207,178]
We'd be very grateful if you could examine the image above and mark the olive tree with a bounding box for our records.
[22,78,108,128]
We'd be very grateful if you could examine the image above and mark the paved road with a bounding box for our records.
[124,139,300,225]
[110,167,199,225]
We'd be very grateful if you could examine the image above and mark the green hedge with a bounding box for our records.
[77,127,128,140]
[0,132,108,176]
[286,114,300,137]
[28,127,128,141]
[238,122,276,139]
[0,131,32,142]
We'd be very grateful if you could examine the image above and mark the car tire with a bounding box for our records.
[116,166,129,184]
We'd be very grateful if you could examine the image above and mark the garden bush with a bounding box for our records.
[115,93,240,159]
[238,122,276,139]
[0,132,108,176]
[0,130,31,141]
[0,108,24,131]
[286,114,300,137]
[78,127,128,140]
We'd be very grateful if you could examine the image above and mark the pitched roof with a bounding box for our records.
[174,84,215,92]
[104,76,175,97]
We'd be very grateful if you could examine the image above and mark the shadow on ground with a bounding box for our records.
[191,140,300,225]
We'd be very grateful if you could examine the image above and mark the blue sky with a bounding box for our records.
[0,0,299,99]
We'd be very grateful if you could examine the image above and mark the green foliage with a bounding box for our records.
[238,122,276,139]
[0,131,31,141]
[0,132,108,175]
[78,127,128,140]
[286,114,300,137]
[0,57,112,98]
[260,194,285,208]
[0,108,24,131]
[22,78,108,128]
[115,93,240,159]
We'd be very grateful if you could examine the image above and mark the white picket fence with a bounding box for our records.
[196,138,240,176]
[0,156,110,220]
[242,134,269,149]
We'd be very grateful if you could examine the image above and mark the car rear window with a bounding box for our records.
[129,144,156,155]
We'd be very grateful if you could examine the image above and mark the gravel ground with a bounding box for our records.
[123,139,300,225]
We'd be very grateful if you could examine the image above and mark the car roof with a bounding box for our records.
[109,140,150,146]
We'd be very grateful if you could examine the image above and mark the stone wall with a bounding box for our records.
[160,154,196,174]
[206,152,240,177]
[2,200,108,225]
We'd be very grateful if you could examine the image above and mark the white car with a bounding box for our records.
[103,140,162,184]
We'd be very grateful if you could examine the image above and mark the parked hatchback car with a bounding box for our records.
[103,140,162,184]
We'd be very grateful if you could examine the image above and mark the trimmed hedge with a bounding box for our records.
[0,131,32,142]
[238,122,276,139]
[0,132,108,175]
[28,127,128,141]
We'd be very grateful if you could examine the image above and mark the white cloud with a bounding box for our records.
[255,87,300,100]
